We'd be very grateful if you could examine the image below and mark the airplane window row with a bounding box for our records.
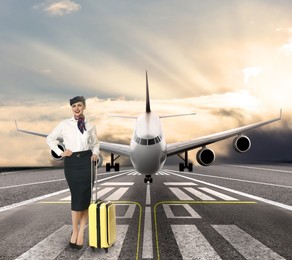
[134,135,162,145]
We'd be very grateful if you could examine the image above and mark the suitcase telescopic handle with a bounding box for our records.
[90,160,98,203]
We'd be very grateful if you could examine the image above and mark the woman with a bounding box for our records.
[46,96,100,250]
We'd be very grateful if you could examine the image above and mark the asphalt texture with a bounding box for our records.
[0,164,291,259]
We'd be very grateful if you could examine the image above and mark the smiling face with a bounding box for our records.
[71,101,86,118]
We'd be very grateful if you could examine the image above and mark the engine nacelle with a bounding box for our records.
[196,147,215,166]
[96,154,103,168]
[233,135,251,153]
[50,143,65,161]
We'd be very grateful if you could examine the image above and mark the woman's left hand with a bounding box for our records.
[91,154,98,161]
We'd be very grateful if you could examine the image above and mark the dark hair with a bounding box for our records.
[70,96,86,106]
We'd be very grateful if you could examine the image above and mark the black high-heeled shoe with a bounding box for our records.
[75,243,83,250]
[69,232,77,249]
[69,241,76,249]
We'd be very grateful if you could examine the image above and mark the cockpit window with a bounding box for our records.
[134,134,162,145]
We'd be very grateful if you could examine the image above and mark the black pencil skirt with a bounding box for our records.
[64,150,93,211]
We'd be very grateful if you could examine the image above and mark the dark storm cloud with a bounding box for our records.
[218,128,292,163]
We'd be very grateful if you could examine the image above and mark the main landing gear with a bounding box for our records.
[178,151,193,172]
[105,153,120,172]
[144,175,153,183]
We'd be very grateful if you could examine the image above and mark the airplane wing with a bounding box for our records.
[99,141,131,156]
[15,121,131,156]
[166,110,282,157]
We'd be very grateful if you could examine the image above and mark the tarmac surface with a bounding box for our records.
[0,164,292,259]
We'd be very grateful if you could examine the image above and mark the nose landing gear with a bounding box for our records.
[144,175,153,183]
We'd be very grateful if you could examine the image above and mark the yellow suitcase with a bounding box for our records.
[88,162,116,252]
[88,200,116,252]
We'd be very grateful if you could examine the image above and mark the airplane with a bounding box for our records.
[16,72,282,183]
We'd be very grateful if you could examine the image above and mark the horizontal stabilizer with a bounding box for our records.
[160,113,196,119]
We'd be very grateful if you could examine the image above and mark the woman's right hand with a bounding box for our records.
[61,150,73,157]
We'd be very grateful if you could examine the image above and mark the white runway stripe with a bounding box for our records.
[213,225,285,260]
[101,182,134,186]
[163,204,201,218]
[79,225,129,260]
[199,187,238,201]
[105,187,129,200]
[172,225,222,260]
[97,187,115,198]
[164,182,197,186]
[159,171,170,175]
[184,187,215,201]
[116,204,136,218]
[61,188,101,201]
[142,207,153,258]
[169,188,193,200]
[15,225,71,260]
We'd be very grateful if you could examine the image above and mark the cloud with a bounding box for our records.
[242,67,263,85]
[0,91,285,167]
[35,0,81,16]
[279,38,292,57]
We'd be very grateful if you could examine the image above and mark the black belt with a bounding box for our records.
[71,150,92,158]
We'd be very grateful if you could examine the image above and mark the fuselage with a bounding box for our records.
[130,112,166,175]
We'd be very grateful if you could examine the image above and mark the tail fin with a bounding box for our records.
[146,71,151,113]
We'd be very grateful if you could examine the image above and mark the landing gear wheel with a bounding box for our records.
[114,163,120,171]
[144,175,153,183]
[106,163,111,172]
[178,151,193,172]
[179,163,184,171]
[188,163,193,172]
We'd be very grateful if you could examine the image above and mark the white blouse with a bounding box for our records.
[46,117,100,157]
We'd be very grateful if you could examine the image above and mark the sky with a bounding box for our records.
[1,0,292,166]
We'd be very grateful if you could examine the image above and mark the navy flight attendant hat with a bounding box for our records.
[70,96,86,106]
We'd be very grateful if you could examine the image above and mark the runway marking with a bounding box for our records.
[213,225,285,260]
[199,187,238,201]
[154,201,256,260]
[163,204,201,218]
[225,164,292,174]
[116,204,136,218]
[113,201,143,260]
[61,187,101,201]
[158,170,170,175]
[0,188,69,213]
[127,172,141,176]
[15,225,129,260]
[0,171,130,213]
[101,182,134,186]
[79,225,129,260]
[164,182,197,186]
[0,178,66,190]
[172,225,222,260]
[105,187,129,200]
[169,187,193,200]
[15,225,71,260]
[183,187,215,201]
[167,169,292,189]
[167,170,292,211]
[142,206,153,259]
[146,183,151,205]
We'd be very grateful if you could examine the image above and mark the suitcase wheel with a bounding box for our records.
[91,246,95,252]
[104,248,108,253]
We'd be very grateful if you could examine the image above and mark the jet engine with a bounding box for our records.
[196,147,215,166]
[233,135,251,153]
[50,143,65,161]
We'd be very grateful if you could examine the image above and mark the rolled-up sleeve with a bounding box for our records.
[46,122,64,156]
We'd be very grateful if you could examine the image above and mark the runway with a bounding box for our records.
[0,164,291,259]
